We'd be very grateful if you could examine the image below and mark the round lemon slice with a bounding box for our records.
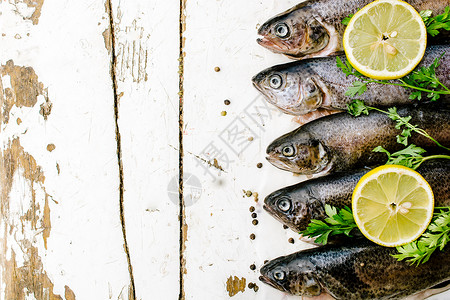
[343,0,427,80]
[352,165,434,247]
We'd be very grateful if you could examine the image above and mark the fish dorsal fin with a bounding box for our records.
[272,0,313,19]
[288,0,313,12]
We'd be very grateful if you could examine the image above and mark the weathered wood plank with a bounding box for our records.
[182,0,311,299]
[1,1,130,298]
[109,0,181,299]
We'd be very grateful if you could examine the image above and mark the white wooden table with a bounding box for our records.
[1,0,448,299]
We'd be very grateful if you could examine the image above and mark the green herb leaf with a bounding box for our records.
[420,9,433,20]
[393,207,450,265]
[346,81,367,97]
[403,53,446,101]
[409,91,422,100]
[373,146,391,157]
[421,6,450,36]
[347,99,370,117]
[336,56,353,76]
[374,144,427,169]
[342,13,354,26]
[301,205,357,245]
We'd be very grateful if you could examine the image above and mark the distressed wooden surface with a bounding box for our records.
[182,0,306,299]
[0,0,130,298]
[1,0,449,299]
[108,0,181,299]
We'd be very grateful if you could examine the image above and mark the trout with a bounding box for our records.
[266,106,450,175]
[252,45,450,119]
[258,0,450,59]
[260,239,450,299]
[264,160,450,233]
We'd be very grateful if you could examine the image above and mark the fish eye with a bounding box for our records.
[274,23,290,38]
[282,145,296,157]
[273,270,286,281]
[269,74,283,89]
[277,198,291,212]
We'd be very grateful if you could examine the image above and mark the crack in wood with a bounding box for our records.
[106,1,136,299]
[179,0,187,299]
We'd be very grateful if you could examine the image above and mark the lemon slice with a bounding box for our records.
[343,0,427,80]
[352,165,434,247]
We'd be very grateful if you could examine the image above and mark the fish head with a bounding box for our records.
[260,255,322,296]
[257,3,330,58]
[252,65,325,115]
[264,187,311,231]
[266,130,330,174]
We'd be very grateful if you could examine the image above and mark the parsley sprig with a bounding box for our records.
[336,55,449,101]
[347,100,450,169]
[420,7,450,37]
[348,100,450,150]
[303,205,450,265]
[300,205,357,245]
[372,145,437,170]
[393,207,450,265]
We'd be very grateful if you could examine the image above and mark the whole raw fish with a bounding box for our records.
[266,106,450,175]
[264,160,450,233]
[259,239,450,299]
[258,0,450,59]
[252,45,450,119]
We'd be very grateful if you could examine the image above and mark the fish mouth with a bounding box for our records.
[266,155,292,172]
[262,203,277,216]
[260,275,292,294]
[251,75,264,93]
[252,80,279,108]
[257,36,273,48]
[263,203,292,229]
[259,275,280,290]
[257,36,286,54]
